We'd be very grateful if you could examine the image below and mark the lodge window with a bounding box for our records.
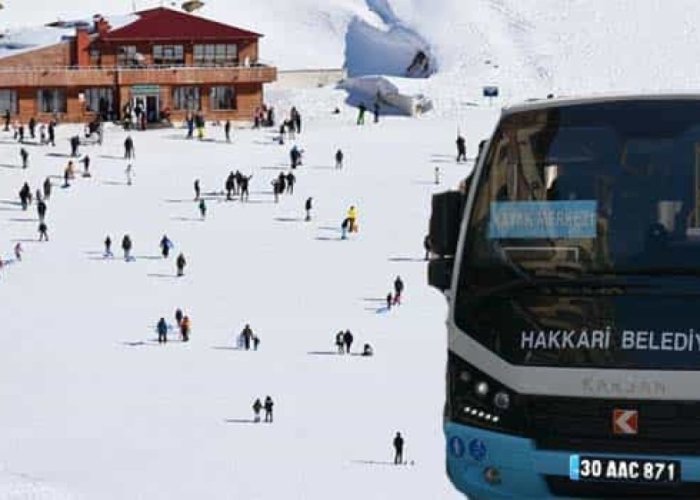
[210,86,236,110]
[117,45,138,67]
[172,86,201,110]
[193,44,238,65]
[153,45,184,65]
[0,90,18,114]
[37,89,67,113]
[84,87,114,116]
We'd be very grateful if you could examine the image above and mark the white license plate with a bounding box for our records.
[569,455,680,483]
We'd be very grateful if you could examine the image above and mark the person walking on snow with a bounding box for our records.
[252,398,262,423]
[286,172,295,194]
[157,317,168,344]
[198,198,207,219]
[121,234,132,261]
[81,155,91,177]
[176,253,186,277]
[20,147,28,169]
[239,174,252,202]
[347,205,358,233]
[393,432,405,465]
[224,119,231,143]
[305,197,313,221]
[357,103,366,125]
[160,235,173,258]
[456,134,467,163]
[43,177,52,200]
[38,221,48,241]
[253,335,260,351]
[343,330,354,354]
[434,166,441,185]
[175,308,184,328]
[264,396,274,423]
[14,242,22,262]
[335,149,344,169]
[393,276,404,305]
[124,135,135,159]
[194,179,201,201]
[335,331,345,354]
[180,315,191,342]
[104,236,113,258]
[125,163,134,186]
[341,217,350,240]
[241,324,254,351]
[386,292,393,311]
[225,172,235,200]
[37,199,47,222]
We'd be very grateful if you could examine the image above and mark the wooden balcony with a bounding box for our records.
[0,64,277,87]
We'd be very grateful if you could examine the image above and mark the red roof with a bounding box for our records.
[100,7,262,42]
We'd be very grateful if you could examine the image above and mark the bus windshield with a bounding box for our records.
[456,99,700,369]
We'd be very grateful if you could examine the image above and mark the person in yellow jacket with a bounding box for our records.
[347,205,358,232]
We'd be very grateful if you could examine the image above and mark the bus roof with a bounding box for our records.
[502,93,700,116]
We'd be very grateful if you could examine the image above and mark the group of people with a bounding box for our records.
[341,205,359,240]
[219,171,253,202]
[156,308,192,343]
[271,171,296,202]
[386,276,405,310]
[237,324,260,351]
[334,329,374,357]
[252,396,274,423]
[356,101,381,125]
[5,111,57,147]
[17,180,51,241]
[253,104,275,129]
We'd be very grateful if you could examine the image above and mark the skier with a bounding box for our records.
[157,317,168,344]
[304,197,313,221]
[335,149,343,169]
[347,205,358,233]
[456,134,467,163]
[434,166,441,185]
[124,135,135,159]
[341,217,350,240]
[263,396,274,423]
[20,147,28,169]
[252,398,262,423]
[393,432,405,465]
[121,234,132,261]
[38,221,48,241]
[43,177,52,200]
[198,198,207,219]
[224,119,231,143]
[175,308,183,327]
[37,199,47,222]
[373,101,380,123]
[160,234,172,258]
[13,242,22,262]
[286,172,295,194]
[357,103,366,125]
[176,253,186,277]
[393,276,405,305]
[194,179,201,201]
[343,330,354,354]
[125,163,133,186]
[241,324,254,351]
[104,235,113,258]
[335,331,345,354]
[180,315,191,342]
[362,343,374,357]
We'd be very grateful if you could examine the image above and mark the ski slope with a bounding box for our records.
[0,99,499,498]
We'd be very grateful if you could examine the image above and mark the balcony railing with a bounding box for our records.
[0,62,277,86]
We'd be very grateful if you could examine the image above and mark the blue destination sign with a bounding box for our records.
[488,201,597,239]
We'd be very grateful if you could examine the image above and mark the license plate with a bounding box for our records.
[569,455,680,483]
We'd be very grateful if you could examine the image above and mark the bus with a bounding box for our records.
[428,95,700,499]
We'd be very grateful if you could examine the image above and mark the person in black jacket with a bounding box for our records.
[335,149,343,169]
[393,276,404,305]
[456,134,467,163]
[121,234,132,261]
[264,396,274,423]
[176,253,186,277]
[37,200,47,222]
[157,317,168,344]
[343,330,354,354]
[20,147,28,169]
[124,135,135,159]
[393,432,405,465]
[305,197,313,221]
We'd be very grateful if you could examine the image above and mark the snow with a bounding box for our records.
[0,101,499,498]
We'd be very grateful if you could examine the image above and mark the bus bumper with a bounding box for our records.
[445,421,700,499]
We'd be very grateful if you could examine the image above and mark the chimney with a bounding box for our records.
[74,27,91,67]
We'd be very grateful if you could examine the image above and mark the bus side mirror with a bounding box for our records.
[428,257,454,292]
[427,191,465,292]
[429,191,465,257]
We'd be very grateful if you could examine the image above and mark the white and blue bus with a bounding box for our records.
[429,95,700,498]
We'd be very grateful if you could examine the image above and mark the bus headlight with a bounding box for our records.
[475,381,490,397]
[493,391,510,410]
